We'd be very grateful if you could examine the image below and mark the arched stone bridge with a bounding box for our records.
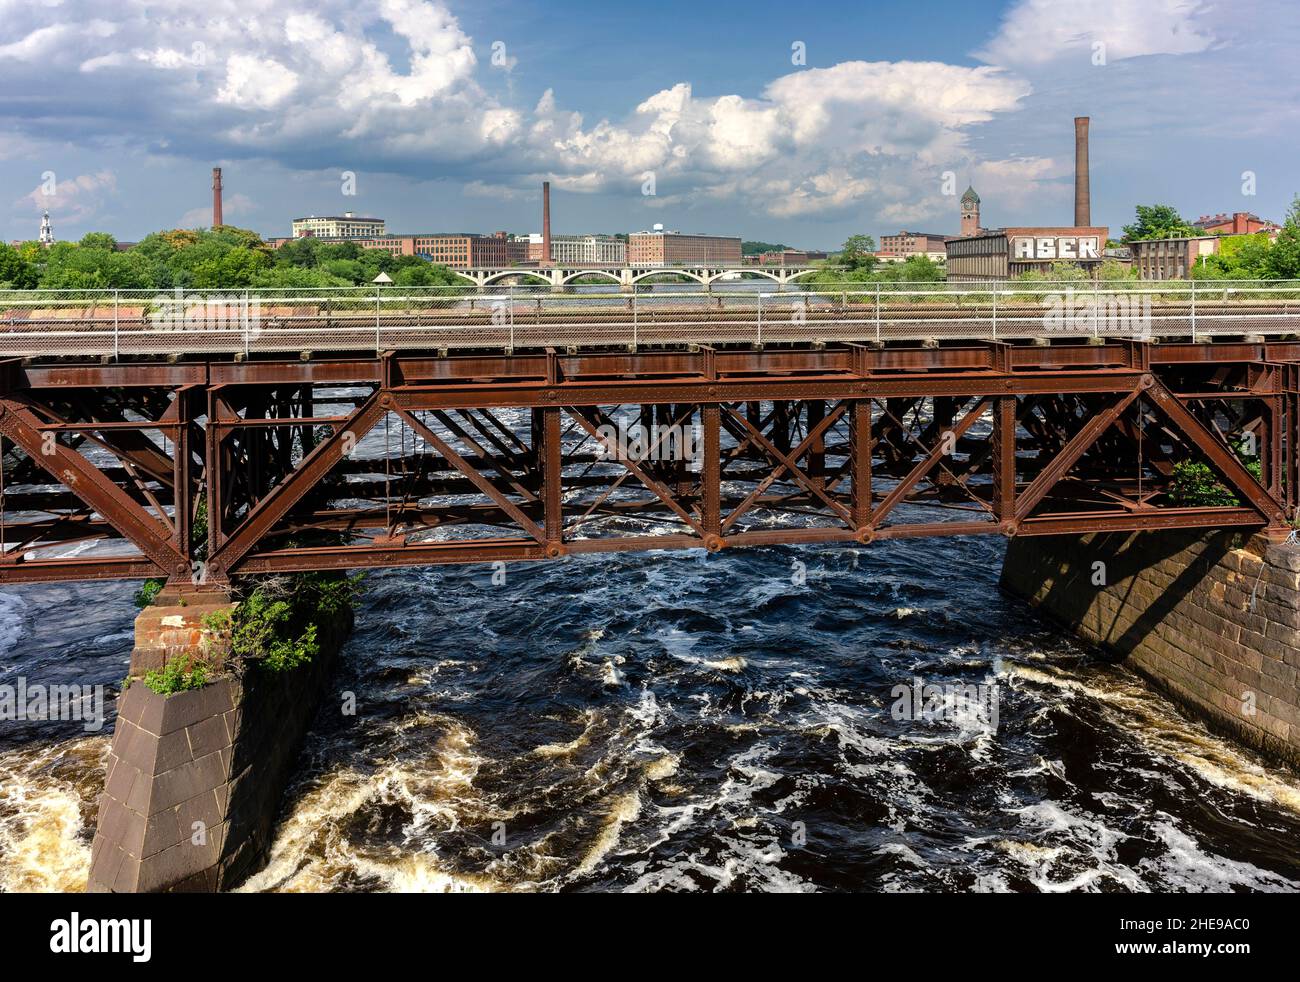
[450,264,831,290]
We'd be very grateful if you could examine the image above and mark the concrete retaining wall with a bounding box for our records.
[87,599,351,892]
[1001,529,1300,769]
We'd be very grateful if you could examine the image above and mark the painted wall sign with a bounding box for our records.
[1011,236,1101,260]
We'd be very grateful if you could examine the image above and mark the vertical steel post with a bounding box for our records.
[807,399,825,492]
[172,388,191,563]
[543,406,562,548]
[702,403,720,539]
[993,394,1016,525]
[851,399,871,530]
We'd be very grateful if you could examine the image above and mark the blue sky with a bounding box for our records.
[2,0,1297,250]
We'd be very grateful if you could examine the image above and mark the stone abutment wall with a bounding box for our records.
[1002,529,1300,770]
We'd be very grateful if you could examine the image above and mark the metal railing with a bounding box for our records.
[0,280,1297,357]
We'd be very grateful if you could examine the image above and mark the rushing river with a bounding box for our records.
[3,532,1300,893]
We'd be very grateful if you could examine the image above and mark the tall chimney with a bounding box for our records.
[1073,116,1090,227]
[212,167,224,228]
[541,181,552,266]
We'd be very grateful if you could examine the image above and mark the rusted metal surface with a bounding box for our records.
[0,337,1293,586]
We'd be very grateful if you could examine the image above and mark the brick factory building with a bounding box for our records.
[944,117,1108,280]
[1193,211,1279,236]
[628,229,742,265]
[271,232,526,268]
[519,233,626,264]
[1131,236,1221,280]
[880,231,950,257]
[291,213,386,238]
[945,226,1110,281]
[755,249,809,265]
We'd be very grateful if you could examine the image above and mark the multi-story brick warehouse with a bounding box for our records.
[945,226,1110,281]
[879,231,950,256]
[1131,236,1221,280]
[1193,211,1279,236]
[290,213,386,238]
[519,234,626,264]
[628,230,742,265]
[270,232,526,268]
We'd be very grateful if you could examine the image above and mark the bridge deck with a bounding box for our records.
[2,284,1297,356]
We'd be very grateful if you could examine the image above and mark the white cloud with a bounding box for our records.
[179,191,254,228]
[217,54,299,109]
[0,0,1261,233]
[977,0,1215,67]
[15,170,116,223]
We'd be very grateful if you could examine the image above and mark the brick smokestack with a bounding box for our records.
[212,167,223,228]
[542,180,551,266]
[1073,116,1090,227]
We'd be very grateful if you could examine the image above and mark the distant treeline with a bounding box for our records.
[0,227,466,290]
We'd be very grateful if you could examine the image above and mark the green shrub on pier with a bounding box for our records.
[133,578,165,609]
[202,572,363,675]
[1168,441,1262,507]
[141,656,209,695]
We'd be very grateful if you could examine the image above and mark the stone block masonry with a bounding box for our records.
[87,597,352,892]
[1002,529,1300,770]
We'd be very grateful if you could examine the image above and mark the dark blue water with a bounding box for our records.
[5,532,1299,892]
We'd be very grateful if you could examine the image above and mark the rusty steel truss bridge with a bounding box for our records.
[0,284,1297,588]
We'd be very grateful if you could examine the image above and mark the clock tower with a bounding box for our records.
[960,186,980,237]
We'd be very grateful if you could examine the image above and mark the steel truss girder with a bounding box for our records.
[0,342,1292,584]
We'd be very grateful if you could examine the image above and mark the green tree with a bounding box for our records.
[78,231,118,251]
[876,254,943,282]
[1191,232,1275,280]
[1096,258,1138,282]
[1122,204,1197,242]
[742,240,791,256]
[1265,194,1300,279]
[0,243,38,288]
[837,234,878,271]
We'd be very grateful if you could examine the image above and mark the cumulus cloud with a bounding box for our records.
[0,0,1246,229]
[15,170,117,223]
[179,191,255,228]
[976,0,1215,67]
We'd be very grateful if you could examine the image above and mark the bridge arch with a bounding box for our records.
[630,269,707,286]
[560,269,621,286]
[704,269,781,285]
[783,268,821,282]
[448,269,480,285]
[480,270,551,287]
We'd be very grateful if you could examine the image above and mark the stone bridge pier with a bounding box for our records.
[1002,529,1300,769]
[86,587,351,893]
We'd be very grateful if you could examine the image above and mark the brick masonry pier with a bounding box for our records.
[86,594,351,892]
[1002,530,1300,770]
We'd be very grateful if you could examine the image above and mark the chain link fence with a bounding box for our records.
[1,281,1297,356]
